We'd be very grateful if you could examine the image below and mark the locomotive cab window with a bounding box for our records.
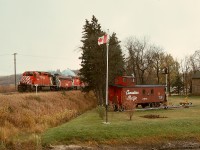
[26,72,33,76]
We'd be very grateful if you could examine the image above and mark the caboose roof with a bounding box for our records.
[135,85,165,88]
[121,76,134,78]
[109,84,165,88]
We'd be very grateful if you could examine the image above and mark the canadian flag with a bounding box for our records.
[98,34,108,45]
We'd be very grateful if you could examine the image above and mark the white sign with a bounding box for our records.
[126,90,139,95]
[142,98,148,101]
[127,95,137,101]
[35,84,38,95]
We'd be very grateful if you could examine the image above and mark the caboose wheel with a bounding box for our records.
[155,102,161,107]
[141,104,147,108]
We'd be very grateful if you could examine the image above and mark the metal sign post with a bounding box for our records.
[35,84,38,95]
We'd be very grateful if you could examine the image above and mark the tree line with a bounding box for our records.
[79,15,199,105]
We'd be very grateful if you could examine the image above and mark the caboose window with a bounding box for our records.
[142,89,146,95]
[123,78,126,83]
[151,89,154,94]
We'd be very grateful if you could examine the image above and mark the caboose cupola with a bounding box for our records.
[114,76,135,87]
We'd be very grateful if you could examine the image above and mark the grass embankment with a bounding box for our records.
[0,91,97,149]
[42,96,200,147]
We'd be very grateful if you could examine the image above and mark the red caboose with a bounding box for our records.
[109,76,166,110]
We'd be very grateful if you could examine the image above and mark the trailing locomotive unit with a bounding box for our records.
[18,71,83,92]
[109,76,166,110]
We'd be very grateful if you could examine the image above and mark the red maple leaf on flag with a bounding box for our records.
[98,38,103,43]
[98,35,107,45]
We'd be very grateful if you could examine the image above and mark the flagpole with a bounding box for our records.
[105,29,109,123]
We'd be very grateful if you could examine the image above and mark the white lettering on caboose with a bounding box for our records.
[127,95,137,101]
[126,90,139,95]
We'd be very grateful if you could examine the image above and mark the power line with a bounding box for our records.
[0,53,76,60]
[18,54,70,60]
[0,54,11,56]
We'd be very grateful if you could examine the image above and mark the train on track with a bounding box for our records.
[18,71,166,110]
[18,71,85,92]
[109,76,167,110]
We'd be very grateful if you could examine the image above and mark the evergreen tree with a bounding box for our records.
[79,16,124,105]
[173,74,183,94]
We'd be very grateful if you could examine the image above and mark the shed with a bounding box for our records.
[192,71,200,95]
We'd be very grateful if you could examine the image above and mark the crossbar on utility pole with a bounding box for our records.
[13,53,17,90]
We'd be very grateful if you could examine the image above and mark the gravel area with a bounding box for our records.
[47,141,200,150]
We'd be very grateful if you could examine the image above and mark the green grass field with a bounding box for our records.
[42,96,200,146]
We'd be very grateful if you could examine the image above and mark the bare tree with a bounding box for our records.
[180,56,191,95]
[150,46,165,84]
[124,37,155,84]
[190,50,200,72]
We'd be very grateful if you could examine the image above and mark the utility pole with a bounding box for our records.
[162,66,168,108]
[13,53,17,90]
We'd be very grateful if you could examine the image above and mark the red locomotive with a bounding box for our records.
[57,76,73,90]
[18,71,83,92]
[109,76,166,110]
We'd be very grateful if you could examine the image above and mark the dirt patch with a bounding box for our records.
[47,141,200,150]
[140,114,167,119]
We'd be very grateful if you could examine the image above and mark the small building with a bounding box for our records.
[192,71,200,95]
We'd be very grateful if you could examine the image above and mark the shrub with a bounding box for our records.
[96,105,105,119]
[123,100,136,120]
[0,141,6,150]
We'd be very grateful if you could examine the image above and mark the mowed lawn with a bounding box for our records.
[42,96,200,146]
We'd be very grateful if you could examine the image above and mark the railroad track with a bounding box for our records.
[0,91,19,95]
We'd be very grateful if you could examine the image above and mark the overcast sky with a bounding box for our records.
[0,0,200,75]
